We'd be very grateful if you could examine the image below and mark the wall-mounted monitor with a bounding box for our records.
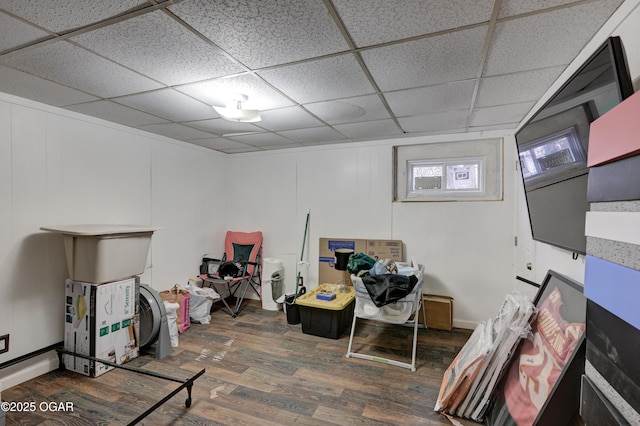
[516,36,634,254]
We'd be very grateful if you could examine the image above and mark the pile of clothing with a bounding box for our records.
[347,253,418,307]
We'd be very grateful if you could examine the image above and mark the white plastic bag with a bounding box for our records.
[163,301,180,347]
[189,294,212,324]
[185,280,219,324]
[185,282,220,300]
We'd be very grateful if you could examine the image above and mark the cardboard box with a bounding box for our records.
[63,277,140,377]
[423,294,453,331]
[318,238,403,285]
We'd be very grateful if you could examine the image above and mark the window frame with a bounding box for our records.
[394,138,503,202]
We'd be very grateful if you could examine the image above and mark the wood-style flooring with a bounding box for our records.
[3,299,477,425]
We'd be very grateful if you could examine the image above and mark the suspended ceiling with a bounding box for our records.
[0,0,627,154]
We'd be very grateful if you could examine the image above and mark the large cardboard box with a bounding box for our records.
[319,238,403,285]
[63,277,140,377]
[422,294,453,331]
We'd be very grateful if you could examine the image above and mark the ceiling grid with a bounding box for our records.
[0,0,626,153]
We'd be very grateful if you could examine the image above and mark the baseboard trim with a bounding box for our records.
[0,351,59,391]
[452,319,477,330]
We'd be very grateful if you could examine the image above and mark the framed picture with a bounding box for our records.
[486,270,587,426]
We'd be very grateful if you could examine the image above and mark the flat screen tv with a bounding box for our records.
[516,36,634,254]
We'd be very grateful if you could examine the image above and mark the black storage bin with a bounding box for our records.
[296,284,355,339]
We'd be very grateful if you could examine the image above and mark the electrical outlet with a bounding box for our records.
[0,334,8,354]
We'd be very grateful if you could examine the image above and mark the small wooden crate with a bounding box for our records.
[421,294,453,331]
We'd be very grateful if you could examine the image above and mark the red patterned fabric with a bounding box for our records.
[504,287,585,426]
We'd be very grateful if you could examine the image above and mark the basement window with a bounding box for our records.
[394,138,502,202]
[408,158,484,197]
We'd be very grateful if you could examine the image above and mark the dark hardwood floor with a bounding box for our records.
[2,299,477,425]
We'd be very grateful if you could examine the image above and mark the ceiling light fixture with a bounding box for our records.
[213,94,261,122]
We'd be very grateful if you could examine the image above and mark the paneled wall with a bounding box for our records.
[227,133,518,331]
[0,93,228,387]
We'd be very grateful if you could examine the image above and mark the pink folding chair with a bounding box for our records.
[201,231,262,317]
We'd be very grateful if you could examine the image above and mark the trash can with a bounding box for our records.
[262,258,285,311]
[271,273,284,299]
[284,293,301,325]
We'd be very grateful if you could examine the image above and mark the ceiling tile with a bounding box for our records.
[362,26,488,91]
[0,41,163,97]
[137,123,214,141]
[114,89,216,122]
[304,95,390,124]
[385,80,476,117]
[177,74,294,110]
[334,0,494,47]
[0,12,50,52]
[223,145,263,154]
[254,106,324,132]
[333,119,403,140]
[499,0,600,18]
[469,123,519,133]
[398,110,469,133]
[475,66,565,107]
[185,118,263,136]
[188,137,254,152]
[0,0,147,33]
[168,0,348,69]
[485,0,624,75]
[256,143,305,151]
[70,10,244,86]
[227,132,299,148]
[277,126,348,144]
[0,64,98,106]
[65,100,167,127]
[470,102,535,127]
[258,54,375,104]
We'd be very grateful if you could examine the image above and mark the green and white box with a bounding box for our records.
[64,277,140,377]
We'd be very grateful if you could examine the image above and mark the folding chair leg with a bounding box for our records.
[203,279,240,318]
[219,296,237,318]
[229,278,252,317]
[247,280,261,299]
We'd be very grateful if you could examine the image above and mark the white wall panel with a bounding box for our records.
[150,141,227,290]
[0,101,12,350]
[9,104,63,355]
[43,114,68,291]
[59,119,151,225]
[226,152,298,295]
[393,195,515,329]
[297,145,395,287]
